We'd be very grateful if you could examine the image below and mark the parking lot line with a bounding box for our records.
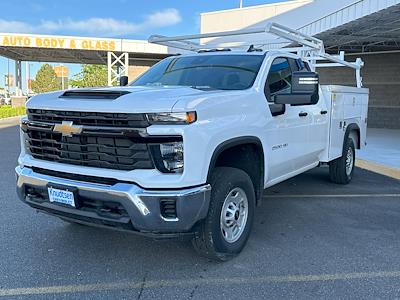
[2,270,400,297]
[264,194,400,198]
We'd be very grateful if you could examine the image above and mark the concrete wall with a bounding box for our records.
[318,52,400,129]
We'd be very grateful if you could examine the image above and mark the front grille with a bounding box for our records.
[25,184,130,219]
[27,109,149,128]
[25,185,133,229]
[26,129,154,171]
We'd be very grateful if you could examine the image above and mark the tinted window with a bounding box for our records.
[265,57,292,102]
[132,55,264,90]
[290,58,310,71]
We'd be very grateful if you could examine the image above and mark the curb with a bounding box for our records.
[356,159,400,180]
[0,116,22,128]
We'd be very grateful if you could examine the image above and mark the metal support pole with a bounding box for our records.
[7,59,10,96]
[107,52,112,87]
[25,62,30,95]
[15,60,22,97]
[107,52,129,86]
[124,53,129,77]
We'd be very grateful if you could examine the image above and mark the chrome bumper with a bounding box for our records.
[15,166,211,235]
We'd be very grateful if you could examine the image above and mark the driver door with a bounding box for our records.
[263,57,313,182]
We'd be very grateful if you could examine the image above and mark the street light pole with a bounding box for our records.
[25,62,29,95]
[239,0,243,8]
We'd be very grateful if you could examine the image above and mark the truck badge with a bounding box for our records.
[53,121,83,137]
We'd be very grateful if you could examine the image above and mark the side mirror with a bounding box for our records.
[275,71,319,105]
[120,76,129,86]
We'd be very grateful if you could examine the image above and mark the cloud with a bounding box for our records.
[0,20,32,33]
[144,8,181,28]
[0,8,181,37]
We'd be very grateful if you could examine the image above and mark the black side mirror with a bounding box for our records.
[120,76,129,86]
[275,71,319,105]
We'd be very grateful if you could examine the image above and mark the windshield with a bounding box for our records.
[131,54,265,90]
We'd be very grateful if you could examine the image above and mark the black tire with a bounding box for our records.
[192,167,255,261]
[329,137,355,184]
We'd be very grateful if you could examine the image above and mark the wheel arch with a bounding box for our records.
[345,123,361,150]
[207,136,265,205]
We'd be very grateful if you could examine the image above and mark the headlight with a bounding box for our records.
[160,142,184,172]
[146,112,196,125]
[150,141,184,173]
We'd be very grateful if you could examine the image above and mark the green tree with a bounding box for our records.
[70,64,108,88]
[31,64,61,93]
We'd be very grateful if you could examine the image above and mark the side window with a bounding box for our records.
[289,58,310,72]
[264,58,292,103]
[264,57,292,117]
[303,60,311,71]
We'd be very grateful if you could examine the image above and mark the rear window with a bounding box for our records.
[131,54,265,90]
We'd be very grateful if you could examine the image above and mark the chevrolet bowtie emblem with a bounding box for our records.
[53,121,83,137]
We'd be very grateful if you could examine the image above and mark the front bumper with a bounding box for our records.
[15,166,211,238]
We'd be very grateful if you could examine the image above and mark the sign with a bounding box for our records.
[4,75,13,87]
[0,34,119,51]
[53,66,69,78]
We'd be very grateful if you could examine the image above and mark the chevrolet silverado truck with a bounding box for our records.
[15,23,369,260]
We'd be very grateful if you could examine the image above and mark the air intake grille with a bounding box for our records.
[60,90,130,100]
[160,199,177,219]
[27,109,150,128]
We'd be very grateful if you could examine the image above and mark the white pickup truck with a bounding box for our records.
[16,23,368,260]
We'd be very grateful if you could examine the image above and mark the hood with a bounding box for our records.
[26,86,220,113]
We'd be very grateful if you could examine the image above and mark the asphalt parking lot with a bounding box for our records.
[1,124,400,299]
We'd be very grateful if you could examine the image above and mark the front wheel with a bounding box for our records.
[192,167,255,261]
[329,137,355,184]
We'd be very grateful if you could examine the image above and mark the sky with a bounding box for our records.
[0,0,285,93]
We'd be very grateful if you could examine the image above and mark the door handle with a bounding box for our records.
[320,110,328,115]
[299,112,308,117]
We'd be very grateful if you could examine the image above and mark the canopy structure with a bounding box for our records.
[201,0,400,54]
[0,33,174,94]
[309,2,400,53]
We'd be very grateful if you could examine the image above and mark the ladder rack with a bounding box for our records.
[148,22,364,88]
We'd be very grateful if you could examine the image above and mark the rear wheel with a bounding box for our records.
[192,167,255,261]
[329,137,355,184]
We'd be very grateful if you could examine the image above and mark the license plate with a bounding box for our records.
[48,187,76,207]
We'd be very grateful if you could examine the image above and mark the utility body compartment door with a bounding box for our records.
[320,85,369,162]
[329,92,346,159]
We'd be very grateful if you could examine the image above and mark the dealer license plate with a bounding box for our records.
[48,187,76,207]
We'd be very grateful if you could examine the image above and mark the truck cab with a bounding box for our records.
[15,23,369,260]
